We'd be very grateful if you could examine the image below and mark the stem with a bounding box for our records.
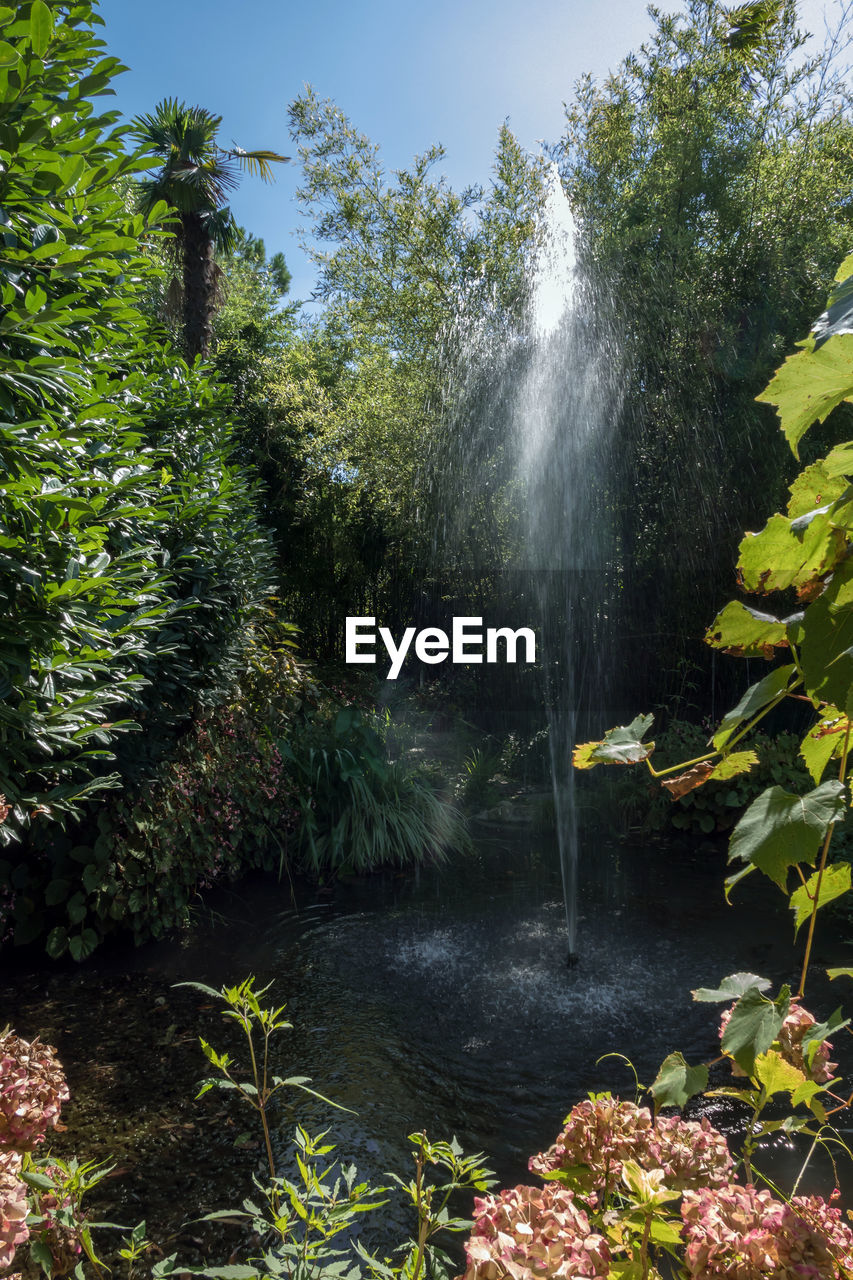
[798,720,851,999]
[410,1136,428,1280]
[644,684,798,780]
[640,1212,652,1280]
[245,1015,278,1184]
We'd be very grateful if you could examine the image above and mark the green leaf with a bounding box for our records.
[822,441,853,478]
[28,0,52,55]
[45,925,67,958]
[800,561,853,712]
[721,986,791,1075]
[754,1048,805,1097]
[728,781,846,889]
[713,665,795,752]
[757,332,853,457]
[68,928,99,961]
[692,972,771,1002]
[705,600,790,657]
[649,1051,708,1108]
[789,863,851,936]
[827,967,853,981]
[573,713,654,769]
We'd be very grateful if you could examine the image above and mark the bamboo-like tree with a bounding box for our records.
[132,99,288,359]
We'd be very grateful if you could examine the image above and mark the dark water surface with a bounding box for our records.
[2,826,850,1257]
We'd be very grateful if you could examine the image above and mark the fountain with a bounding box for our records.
[430,165,620,956]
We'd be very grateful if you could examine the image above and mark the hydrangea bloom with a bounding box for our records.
[459,1184,610,1280]
[0,1151,29,1271]
[529,1098,731,1194]
[0,1032,69,1151]
[681,1184,853,1279]
[719,1001,836,1083]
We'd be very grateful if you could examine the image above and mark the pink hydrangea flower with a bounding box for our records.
[681,1184,853,1279]
[0,1032,70,1151]
[0,1150,29,1271]
[459,1184,610,1280]
[529,1097,731,1194]
[719,1001,836,1083]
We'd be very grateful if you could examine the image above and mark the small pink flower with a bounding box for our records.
[0,1033,69,1151]
[681,1183,853,1278]
[459,1184,610,1280]
[0,1151,29,1270]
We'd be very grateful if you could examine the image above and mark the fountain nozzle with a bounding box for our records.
[566,950,579,969]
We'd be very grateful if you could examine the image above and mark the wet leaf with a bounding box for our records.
[790,863,851,935]
[573,713,654,769]
[705,600,789,658]
[756,332,853,458]
[729,781,847,889]
[649,1051,708,1108]
[660,760,714,799]
[693,972,770,1002]
[721,985,790,1076]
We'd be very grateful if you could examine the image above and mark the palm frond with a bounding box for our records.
[226,146,290,183]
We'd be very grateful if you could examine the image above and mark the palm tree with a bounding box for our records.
[132,99,288,359]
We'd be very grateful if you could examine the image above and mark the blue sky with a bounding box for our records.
[99,0,835,306]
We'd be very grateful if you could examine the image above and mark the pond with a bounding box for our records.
[2,821,847,1264]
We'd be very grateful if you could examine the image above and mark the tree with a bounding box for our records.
[557,0,853,710]
[132,99,288,359]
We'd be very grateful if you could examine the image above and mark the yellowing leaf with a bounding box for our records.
[710,750,759,781]
[800,709,848,784]
[787,460,848,517]
[572,714,655,769]
[789,863,851,935]
[754,1049,805,1097]
[737,511,845,596]
[705,600,789,658]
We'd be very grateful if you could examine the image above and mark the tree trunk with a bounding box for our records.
[181,211,215,360]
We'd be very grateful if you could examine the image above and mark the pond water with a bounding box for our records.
[2,822,849,1260]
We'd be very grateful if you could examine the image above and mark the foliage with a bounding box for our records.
[0,0,276,871]
[131,100,288,358]
[0,1029,115,1279]
[558,0,853,708]
[568,250,853,1269]
[283,706,470,875]
[575,250,853,990]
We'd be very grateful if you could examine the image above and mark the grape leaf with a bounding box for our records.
[756,332,853,458]
[728,781,847,889]
[789,863,851,936]
[692,972,771,1002]
[721,985,790,1076]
